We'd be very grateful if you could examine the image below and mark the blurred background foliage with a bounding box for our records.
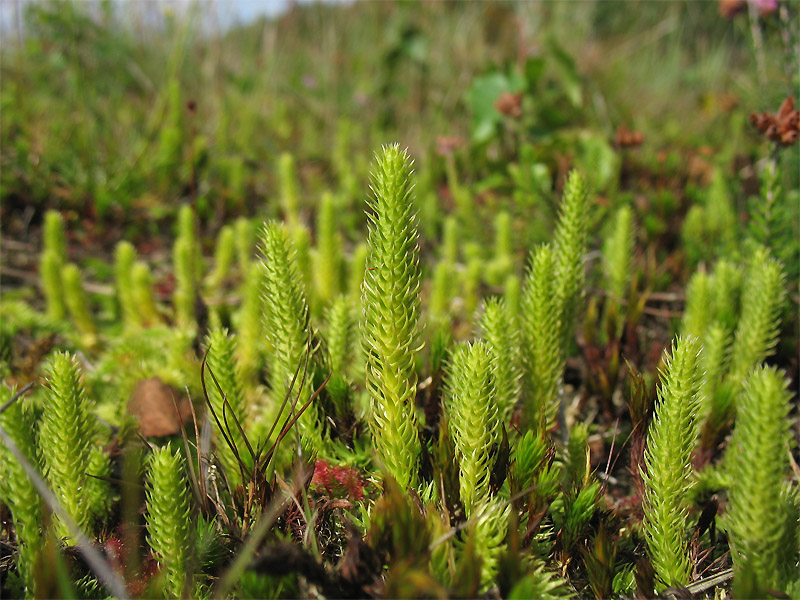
[2,0,796,247]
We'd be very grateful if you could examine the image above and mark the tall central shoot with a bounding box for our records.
[361,144,422,489]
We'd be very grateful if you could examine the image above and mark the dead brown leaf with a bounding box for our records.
[127,377,194,437]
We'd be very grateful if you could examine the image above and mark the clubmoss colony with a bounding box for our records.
[0,143,797,599]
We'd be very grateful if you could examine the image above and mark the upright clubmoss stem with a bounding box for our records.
[360,144,422,489]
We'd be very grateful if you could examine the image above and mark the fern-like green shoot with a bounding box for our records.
[641,336,703,590]
[115,240,143,330]
[446,341,500,514]
[326,295,355,376]
[0,386,43,598]
[39,352,95,542]
[40,249,66,321]
[62,262,97,347]
[279,152,301,231]
[709,259,741,333]
[236,262,266,387]
[347,242,369,301]
[730,247,785,381]
[553,170,589,351]
[603,205,633,303]
[145,446,193,599]
[39,211,68,320]
[207,224,235,294]
[205,328,249,489]
[726,366,793,598]
[479,298,521,422]
[261,221,319,444]
[360,144,422,489]
[521,244,562,429]
[313,191,343,308]
[681,270,713,340]
[508,561,573,600]
[463,499,509,591]
[131,261,163,327]
[234,217,255,277]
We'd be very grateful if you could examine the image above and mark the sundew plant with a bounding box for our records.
[1,3,799,599]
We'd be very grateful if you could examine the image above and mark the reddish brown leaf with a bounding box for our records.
[127,377,194,437]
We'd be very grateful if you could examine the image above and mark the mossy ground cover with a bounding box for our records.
[1,2,798,599]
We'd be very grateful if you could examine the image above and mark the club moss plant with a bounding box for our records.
[360,144,423,490]
[205,328,249,490]
[479,297,522,422]
[145,445,194,599]
[641,336,703,591]
[725,366,795,598]
[260,220,321,447]
[5,137,799,598]
[39,352,99,542]
[0,386,43,599]
[446,341,500,514]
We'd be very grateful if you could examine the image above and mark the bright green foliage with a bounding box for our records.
[508,561,572,600]
[114,240,142,330]
[697,322,730,423]
[485,211,514,287]
[39,352,95,542]
[682,169,737,266]
[131,261,162,326]
[234,217,255,277]
[463,499,509,591]
[463,256,484,321]
[173,238,196,327]
[446,341,500,514]
[326,295,355,375]
[522,244,562,429]
[503,273,521,323]
[279,152,300,231]
[155,80,184,184]
[145,446,193,599]
[748,157,800,270]
[562,422,591,492]
[429,260,453,321]
[40,249,66,321]
[641,336,703,590]
[62,263,97,346]
[41,210,68,320]
[173,205,200,328]
[291,225,312,293]
[85,444,112,522]
[726,366,794,598]
[347,242,369,301]
[681,270,713,339]
[479,298,521,422]
[552,480,601,553]
[710,259,741,333]
[260,221,319,442]
[553,170,589,351]
[441,215,459,265]
[603,205,633,303]
[313,191,343,308]
[207,224,235,294]
[43,209,67,258]
[513,430,560,506]
[361,144,422,489]
[237,263,266,386]
[205,328,249,489]
[0,387,43,598]
[730,247,785,381]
